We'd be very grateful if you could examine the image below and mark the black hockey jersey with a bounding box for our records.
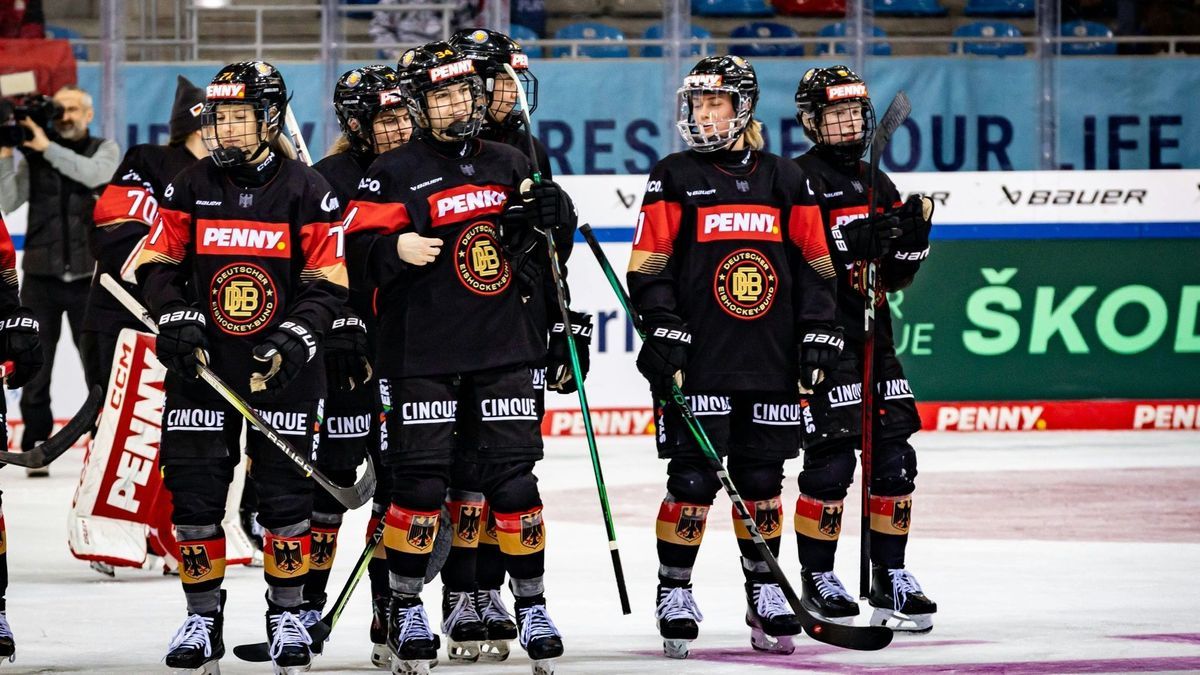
[89,143,199,333]
[344,135,543,377]
[313,148,377,324]
[628,148,838,392]
[136,153,348,402]
[794,147,925,348]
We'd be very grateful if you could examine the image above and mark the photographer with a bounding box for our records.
[0,84,119,476]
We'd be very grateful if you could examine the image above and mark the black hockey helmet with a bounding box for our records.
[334,65,412,154]
[448,28,537,129]
[794,65,876,159]
[397,41,486,140]
[201,60,288,167]
[676,55,759,152]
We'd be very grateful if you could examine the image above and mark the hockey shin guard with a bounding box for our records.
[177,524,227,614]
[494,506,546,597]
[733,497,783,580]
[303,512,342,609]
[655,495,710,586]
[366,508,390,601]
[440,489,485,590]
[795,494,845,572]
[869,494,912,569]
[383,504,440,596]
[264,523,311,609]
[475,501,506,590]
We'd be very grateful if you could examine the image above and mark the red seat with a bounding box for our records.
[771,0,845,16]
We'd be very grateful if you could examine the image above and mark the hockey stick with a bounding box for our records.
[0,382,102,469]
[503,63,632,615]
[99,273,376,511]
[283,105,313,166]
[580,224,892,652]
[859,91,912,599]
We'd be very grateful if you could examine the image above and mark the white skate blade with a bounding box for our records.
[370,643,391,669]
[390,658,433,675]
[803,607,858,626]
[447,639,481,662]
[532,657,557,675]
[170,660,220,675]
[271,662,311,675]
[662,638,691,659]
[870,607,934,633]
[750,628,795,655]
[479,639,511,661]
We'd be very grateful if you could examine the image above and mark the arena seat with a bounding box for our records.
[770,0,844,17]
[816,22,893,56]
[45,25,88,61]
[729,21,805,57]
[607,0,663,17]
[692,0,775,18]
[951,20,1026,56]
[1060,20,1116,55]
[964,0,1034,18]
[641,23,714,57]
[874,0,948,17]
[509,23,542,57]
[552,22,630,58]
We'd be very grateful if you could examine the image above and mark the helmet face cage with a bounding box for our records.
[370,103,414,153]
[448,28,538,129]
[676,82,753,152]
[414,76,486,140]
[398,43,487,140]
[201,61,286,167]
[485,66,537,128]
[334,67,412,154]
[795,66,876,159]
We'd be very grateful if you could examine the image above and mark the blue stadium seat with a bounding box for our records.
[951,21,1026,56]
[874,0,947,17]
[641,23,714,57]
[692,0,775,18]
[45,24,88,61]
[1060,20,1116,55]
[509,23,543,57]
[816,22,892,56]
[729,21,804,57]
[552,22,629,58]
[342,0,378,20]
[964,0,1034,17]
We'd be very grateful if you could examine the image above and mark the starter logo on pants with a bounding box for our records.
[455,222,511,296]
[210,264,277,335]
[714,249,777,320]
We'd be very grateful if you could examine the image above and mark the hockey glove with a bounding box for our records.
[324,313,372,392]
[0,307,42,389]
[890,194,934,261]
[798,326,845,394]
[155,305,209,380]
[499,201,542,297]
[250,318,318,394]
[547,310,593,395]
[521,179,570,235]
[837,212,901,261]
[636,317,691,396]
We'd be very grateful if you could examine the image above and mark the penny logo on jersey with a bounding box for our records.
[713,249,778,319]
[210,263,278,335]
[455,222,512,296]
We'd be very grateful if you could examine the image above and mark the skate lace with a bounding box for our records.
[655,587,704,624]
[479,589,513,624]
[398,603,435,642]
[268,611,312,660]
[813,572,855,602]
[441,591,483,633]
[888,569,923,609]
[517,604,560,648]
[165,614,213,659]
[753,583,792,619]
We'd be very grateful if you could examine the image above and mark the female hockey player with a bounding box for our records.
[441,27,589,664]
[135,61,348,675]
[344,41,568,675]
[308,63,413,668]
[628,55,842,659]
[791,65,937,632]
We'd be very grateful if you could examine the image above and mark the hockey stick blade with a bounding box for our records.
[870,91,911,169]
[0,385,102,468]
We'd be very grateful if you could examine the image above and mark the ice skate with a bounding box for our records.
[0,612,14,664]
[369,594,391,669]
[654,584,702,659]
[299,598,325,656]
[744,580,801,655]
[90,560,116,577]
[265,606,312,674]
[869,566,937,633]
[441,587,486,662]
[800,570,860,625]
[515,595,562,675]
[388,596,439,675]
[164,592,224,674]
[476,588,517,661]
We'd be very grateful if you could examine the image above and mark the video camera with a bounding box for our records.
[0,94,65,148]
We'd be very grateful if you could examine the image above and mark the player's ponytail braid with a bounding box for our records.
[742,118,764,151]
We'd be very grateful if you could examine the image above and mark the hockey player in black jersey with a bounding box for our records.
[792,65,937,632]
[444,27,589,664]
[310,63,413,667]
[344,42,567,675]
[136,61,348,675]
[629,55,841,659]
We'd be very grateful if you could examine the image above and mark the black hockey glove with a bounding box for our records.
[250,318,317,394]
[522,178,570,236]
[798,326,844,393]
[636,316,691,396]
[890,194,934,261]
[0,307,43,389]
[547,310,593,395]
[155,305,209,380]
[836,212,901,261]
[324,313,372,392]
[499,201,543,298]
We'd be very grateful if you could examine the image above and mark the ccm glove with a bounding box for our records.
[890,194,934,261]
[636,317,691,395]
[155,305,209,379]
[250,318,318,394]
[798,326,844,393]
[0,307,43,389]
[325,313,372,392]
[547,310,593,394]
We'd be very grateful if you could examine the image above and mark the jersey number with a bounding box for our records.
[126,189,159,225]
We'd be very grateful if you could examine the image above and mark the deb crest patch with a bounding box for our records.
[454,222,511,296]
[210,263,278,336]
[713,248,777,320]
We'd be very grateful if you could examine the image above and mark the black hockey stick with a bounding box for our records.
[0,383,102,468]
[504,64,632,615]
[580,224,892,652]
[100,273,376,510]
[859,91,912,599]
